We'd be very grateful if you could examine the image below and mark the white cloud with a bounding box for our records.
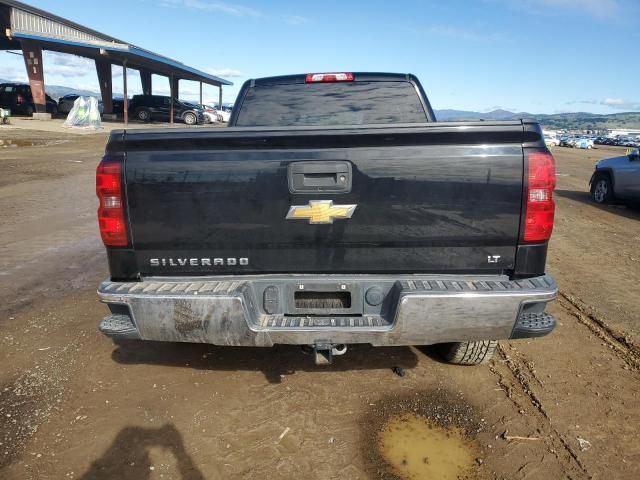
[566,97,640,110]
[41,52,94,77]
[536,0,621,17]
[206,67,243,77]
[110,66,144,79]
[280,14,307,25]
[488,0,623,18]
[1,52,96,81]
[0,51,97,84]
[0,61,27,82]
[415,25,506,43]
[602,97,625,106]
[158,0,306,24]
[159,0,260,17]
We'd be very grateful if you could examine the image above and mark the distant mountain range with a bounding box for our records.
[45,84,100,99]
[434,109,640,130]
[435,108,527,121]
[2,78,639,129]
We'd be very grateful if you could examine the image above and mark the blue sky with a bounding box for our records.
[1,0,639,113]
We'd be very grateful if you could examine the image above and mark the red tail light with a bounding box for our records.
[305,72,354,83]
[16,94,24,104]
[96,159,128,247]
[523,150,556,242]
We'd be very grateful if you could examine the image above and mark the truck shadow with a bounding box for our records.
[79,424,205,480]
[555,189,640,220]
[110,341,419,384]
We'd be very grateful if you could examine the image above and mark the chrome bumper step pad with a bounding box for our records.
[511,312,556,338]
[99,313,141,340]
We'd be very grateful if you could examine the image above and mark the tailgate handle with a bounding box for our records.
[288,161,352,193]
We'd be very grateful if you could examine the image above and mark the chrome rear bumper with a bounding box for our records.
[98,274,557,347]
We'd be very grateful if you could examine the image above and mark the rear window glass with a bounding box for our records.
[235,81,427,126]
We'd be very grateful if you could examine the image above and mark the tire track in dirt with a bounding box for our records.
[558,291,639,370]
[489,290,640,479]
[490,345,590,478]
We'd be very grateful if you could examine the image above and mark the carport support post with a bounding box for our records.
[219,85,222,110]
[123,61,128,126]
[140,71,152,96]
[20,40,46,114]
[95,59,113,114]
[199,82,203,106]
[170,73,174,125]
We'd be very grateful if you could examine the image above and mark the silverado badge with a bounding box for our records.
[286,200,357,224]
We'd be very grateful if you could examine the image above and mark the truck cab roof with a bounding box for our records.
[250,72,418,86]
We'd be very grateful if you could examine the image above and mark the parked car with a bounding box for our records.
[58,94,104,114]
[574,138,594,149]
[544,134,559,146]
[590,148,640,204]
[0,83,58,116]
[199,104,230,123]
[112,97,126,114]
[128,95,205,125]
[604,136,639,147]
[559,136,575,147]
[214,105,232,122]
[96,72,558,367]
[197,104,219,123]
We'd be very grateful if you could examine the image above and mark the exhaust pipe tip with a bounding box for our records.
[332,344,347,356]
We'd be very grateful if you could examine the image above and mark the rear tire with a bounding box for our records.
[591,174,614,204]
[439,340,498,365]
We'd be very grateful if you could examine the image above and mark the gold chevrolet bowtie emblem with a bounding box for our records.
[286,200,357,224]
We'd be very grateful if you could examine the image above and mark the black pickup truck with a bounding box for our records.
[97,72,557,365]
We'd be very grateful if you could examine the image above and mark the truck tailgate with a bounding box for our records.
[116,122,531,276]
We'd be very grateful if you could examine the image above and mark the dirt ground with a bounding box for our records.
[0,129,638,480]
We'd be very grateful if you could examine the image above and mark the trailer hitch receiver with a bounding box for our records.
[313,342,347,365]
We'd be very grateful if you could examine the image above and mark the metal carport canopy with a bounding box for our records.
[0,0,233,87]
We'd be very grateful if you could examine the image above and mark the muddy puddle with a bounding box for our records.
[378,413,479,480]
[0,138,68,148]
[364,389,484,480]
